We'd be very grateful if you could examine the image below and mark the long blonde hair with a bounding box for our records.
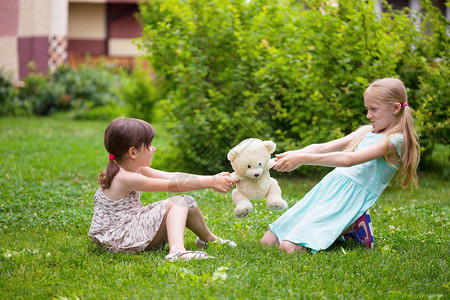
[346,78,420,188]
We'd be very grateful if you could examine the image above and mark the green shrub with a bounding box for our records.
[396,1,449,158]
[49,64,122,113]
[138,0,278,173]
[12,64,123,116]
[72,105,129,121]
[138,0,449,174]
[119,62,162,122]
[2,63,165,120]
[1,63,166,121]
[17,72,65,115]
[0,71,30,116]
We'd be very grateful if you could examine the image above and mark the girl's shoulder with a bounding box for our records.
[104,169,139,200]
[353,125,373,139]
[388,132,404,143]
[354,124,372,134]
[388,133,404,156]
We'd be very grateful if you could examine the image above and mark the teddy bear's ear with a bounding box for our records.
[227,148,238,161]
[263,140,276,153]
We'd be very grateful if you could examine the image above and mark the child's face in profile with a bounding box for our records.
[364,96,399,134]
[136,144,156,167]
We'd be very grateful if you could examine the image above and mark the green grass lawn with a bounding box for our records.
[0,117,448,299]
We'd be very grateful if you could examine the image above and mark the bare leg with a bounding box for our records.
[265,224,353,254]
[279,240,307,254]
[260,223,353,254]
[163,196,190,254]
[260,230,280,247]
[185,206,217,243]
[146,196,219,255]
[145,213,168,250]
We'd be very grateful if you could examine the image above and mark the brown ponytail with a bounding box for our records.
[97,118,155,189]
[98,159,121,189]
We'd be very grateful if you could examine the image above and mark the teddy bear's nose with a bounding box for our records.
[254,173,260,177]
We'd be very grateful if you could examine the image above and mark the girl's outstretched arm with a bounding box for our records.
[271,134,354,172]
[136,167,235,192]
[136,167,185,180]
[114,169,235,195]
[274,137,398,172]
[294,130,359,154]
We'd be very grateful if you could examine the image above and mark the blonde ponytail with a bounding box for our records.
[395,105,420,188]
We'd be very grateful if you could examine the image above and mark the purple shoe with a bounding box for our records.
[344,210,374,249]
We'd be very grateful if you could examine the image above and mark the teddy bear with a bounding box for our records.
[227,138,288,218]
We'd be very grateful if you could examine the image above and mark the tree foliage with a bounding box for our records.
[137,0,449,173]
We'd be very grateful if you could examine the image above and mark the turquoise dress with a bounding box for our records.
[269,132,403,252]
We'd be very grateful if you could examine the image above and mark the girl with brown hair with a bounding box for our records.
[89,118,236,261]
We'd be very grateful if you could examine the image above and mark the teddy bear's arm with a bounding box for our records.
[268,158,277,169]
[230,172,240,181]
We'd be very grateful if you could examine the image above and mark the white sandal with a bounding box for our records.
[165,250,214,262]
[195,237,237,250]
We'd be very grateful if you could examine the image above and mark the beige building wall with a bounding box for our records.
[18,0,51,37]
[68,3,106,39]
[50,0,68,36]
[0,37,19,80]
[69,0,105,3]
[108,38,144,57]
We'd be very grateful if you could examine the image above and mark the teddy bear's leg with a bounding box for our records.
[266,178,288,211]
[232,189,253,218]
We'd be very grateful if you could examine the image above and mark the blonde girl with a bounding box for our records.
[89,118,236,261]
[261,77,420,253]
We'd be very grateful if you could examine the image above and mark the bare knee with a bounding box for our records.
[166,196,188,217]
[168,195,197,209]
[260,230,280,247]
[168,195,187,207]
[279,241,306,254]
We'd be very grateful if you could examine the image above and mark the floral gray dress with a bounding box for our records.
[88,188,167,253]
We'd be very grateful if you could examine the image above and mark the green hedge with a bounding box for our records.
[18,64,122,116]
[138,0,449,174]
[118,63,160,122]
[0,71,26,116]
[0,62,160,122]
